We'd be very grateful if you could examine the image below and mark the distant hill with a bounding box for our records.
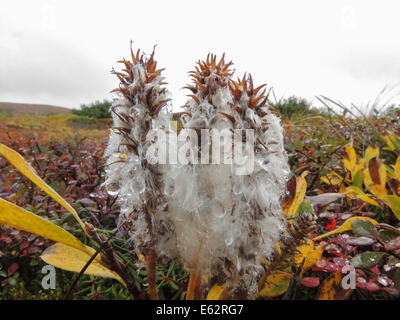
[0,102,71,115]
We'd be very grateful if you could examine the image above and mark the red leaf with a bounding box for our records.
[301,277,320,288]
[382,287,399,297]
[27,246,42,254]
[20,240,30,250]
[332,257,348,267]
[8,263,19,276]
[20,250,28,257]
[357,282,380,292]
[369,265,380,275]
[3,237,12,244]
[326,218,337,231]
[327,250,346,258]
[313,258,342,272]
[384,236,400,251]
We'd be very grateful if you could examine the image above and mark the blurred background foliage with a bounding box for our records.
[0,95,399,299]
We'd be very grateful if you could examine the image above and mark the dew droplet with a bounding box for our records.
[224,231,233,246]
[106,183,119,196]
[233,182,242,195]
[163,178,175,196]
[213,201,227,219]
[260,160,270,171]
[236,256,241,271]
[131,174,145,194]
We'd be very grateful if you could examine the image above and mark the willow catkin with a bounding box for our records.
[104,49,290,296]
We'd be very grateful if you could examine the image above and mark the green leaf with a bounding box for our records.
[394,268,400,291]
[259,272,291,297]
[353,170,363,189]
[296,199,314,216]
[350,252,385,269]
[378,229,399,243]
[351,219,377,238]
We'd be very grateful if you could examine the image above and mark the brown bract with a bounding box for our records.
[110,44,170,117]
[184,53,234,105]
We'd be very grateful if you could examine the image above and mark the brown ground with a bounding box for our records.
[0,102,71,115]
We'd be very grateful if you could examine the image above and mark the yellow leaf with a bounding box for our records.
[339,183,347,194]
[317,272,352,300]
[382,195,400,220]
[206,284,225,300]
[313,216,378,240]
[0,143,87,235]
[382,131,400,152]
[259,271,291,297]
[364,146,379,164]
[0,198,89,253]
[320,171,343,186]
[285,171,308,217]
[354,158,365,177]
[342,186,380,207]
[363,156,387,199]
[393,156,400,179]
[382,135,396,151]
[135,249,146,262]
[368,184,388,199]
[342,139,357,177]
[41,243,125,286]
[295,240,323,274]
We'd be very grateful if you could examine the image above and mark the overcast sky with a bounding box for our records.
[1,0,400,112]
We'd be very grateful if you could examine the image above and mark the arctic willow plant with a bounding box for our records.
[104,46,292,298]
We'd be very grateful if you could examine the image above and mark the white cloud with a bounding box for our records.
[0,0,399,110]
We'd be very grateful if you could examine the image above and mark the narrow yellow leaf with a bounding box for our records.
[313,216,378,240]
[206,284,225,300]
[0,143,87,235]
[41,243,126,286]
[0,198,88,253]
[285,171,308,217]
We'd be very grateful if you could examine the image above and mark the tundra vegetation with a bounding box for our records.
[0,46,399,300]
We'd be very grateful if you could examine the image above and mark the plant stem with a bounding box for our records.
[143,205,159,300]
[85,223,147,299]
[147,246,159,300]
[186,270,200,300]
[64,240,107,300]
